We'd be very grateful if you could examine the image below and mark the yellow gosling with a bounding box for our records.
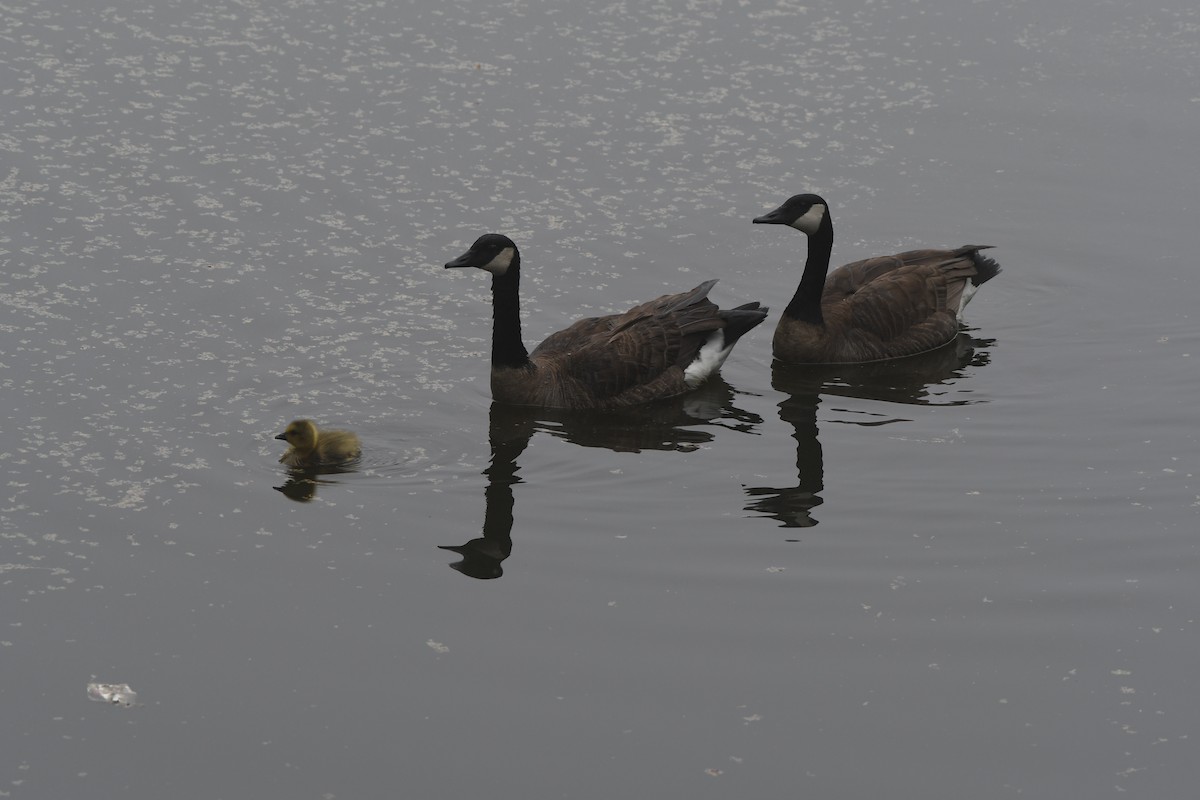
[275,419,361,467]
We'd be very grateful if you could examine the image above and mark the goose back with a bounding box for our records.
[497,281,765,409]
[754,193,999,365]
[777,245,997,363]
[445,234,767,410]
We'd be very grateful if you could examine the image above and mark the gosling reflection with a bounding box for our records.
[441,379,761,579]
[273,463,360,503]
[745,334,991,528]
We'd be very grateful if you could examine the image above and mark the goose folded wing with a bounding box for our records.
[530,314,615,358]
[823,254,909,302]
[839,267,949,344]
[563,301,727,401]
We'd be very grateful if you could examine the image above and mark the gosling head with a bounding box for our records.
[275,419,319,452]
[444,233,519,277]
[753,193,830,235]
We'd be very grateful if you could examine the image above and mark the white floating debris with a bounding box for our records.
[426,639,449,654]
[87,682,138,707]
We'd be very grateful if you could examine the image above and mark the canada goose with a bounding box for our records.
[753,193,1000,364]
[275,419,361,467]
[444,234,768,409]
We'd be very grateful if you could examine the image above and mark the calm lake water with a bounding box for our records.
[3,0,1198,797]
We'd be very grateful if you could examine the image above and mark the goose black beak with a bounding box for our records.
[275,432,288,441]
[752,208,790,225]
[444,250,476,269]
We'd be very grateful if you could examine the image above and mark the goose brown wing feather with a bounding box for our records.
[529,281,728,404]
[811,250,982,360]
[824,249,974,298]
[529,280,720,359]
[529,315,612,358]
[837,265,946,339]
[820,277,956,360]
[823,253,908,300]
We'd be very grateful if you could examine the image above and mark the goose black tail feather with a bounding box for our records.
[721,302,769,344]
[960,246,1002,287]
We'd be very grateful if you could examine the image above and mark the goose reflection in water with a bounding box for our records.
[744,333,993,529]
[440,378,762,579]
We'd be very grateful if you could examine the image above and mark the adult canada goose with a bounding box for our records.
[444,234,768,409]
[275,419,362,467]
[753,193,1000,364]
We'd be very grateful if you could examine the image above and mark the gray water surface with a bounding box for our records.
[3,0,1198,797]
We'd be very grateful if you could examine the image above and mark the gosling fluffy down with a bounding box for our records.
[275,419,362,467]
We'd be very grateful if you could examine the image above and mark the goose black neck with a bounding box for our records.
[783,216,834,326]
[489,264,531,369]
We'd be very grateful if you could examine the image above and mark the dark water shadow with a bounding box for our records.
[744,333,992,530]
[440,379,762,579]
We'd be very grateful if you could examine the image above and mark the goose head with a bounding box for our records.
[275,419,319,452]
[753,193,830,235]
[444,234,519,276]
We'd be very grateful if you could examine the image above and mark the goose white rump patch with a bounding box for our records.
[683,330,731,388]
[958,281,980,315]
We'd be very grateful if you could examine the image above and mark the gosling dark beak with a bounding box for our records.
[275,433,288,441]
[444,250,476,269]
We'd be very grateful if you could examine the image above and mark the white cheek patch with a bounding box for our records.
[791,203,826,235]
[482,246,515,275]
